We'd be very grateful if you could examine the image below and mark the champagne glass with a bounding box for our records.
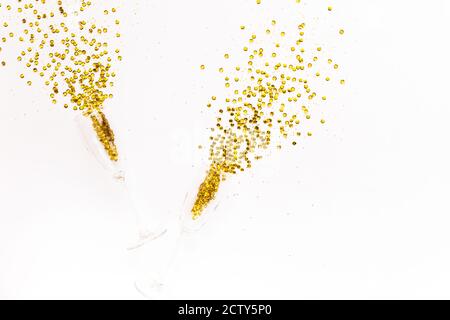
[75,112,167,249]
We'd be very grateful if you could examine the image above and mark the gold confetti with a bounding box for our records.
[0,1,123,161]
[192,2,345,218]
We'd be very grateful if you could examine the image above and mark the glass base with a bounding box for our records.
[127,227,167,251]
[129,186,224,299]
[134,276,166,299]
[130,215,182,299]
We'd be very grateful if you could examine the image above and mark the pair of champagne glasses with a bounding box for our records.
[76,111,218,298]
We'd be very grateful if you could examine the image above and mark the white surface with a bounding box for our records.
[1,0,450,299]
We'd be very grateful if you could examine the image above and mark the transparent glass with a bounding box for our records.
[130,172,224,299]
[75,116,226,299]
[74,112,167,249]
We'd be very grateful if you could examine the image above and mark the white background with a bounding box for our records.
[1,0,450,299]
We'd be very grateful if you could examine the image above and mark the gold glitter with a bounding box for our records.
[191,2,345,218]
[192,164,222,219]
[0,1,123,162]
[90,110,119,161]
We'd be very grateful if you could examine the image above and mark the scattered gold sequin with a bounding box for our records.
[0,1,123,161]
[192,3,345,218]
